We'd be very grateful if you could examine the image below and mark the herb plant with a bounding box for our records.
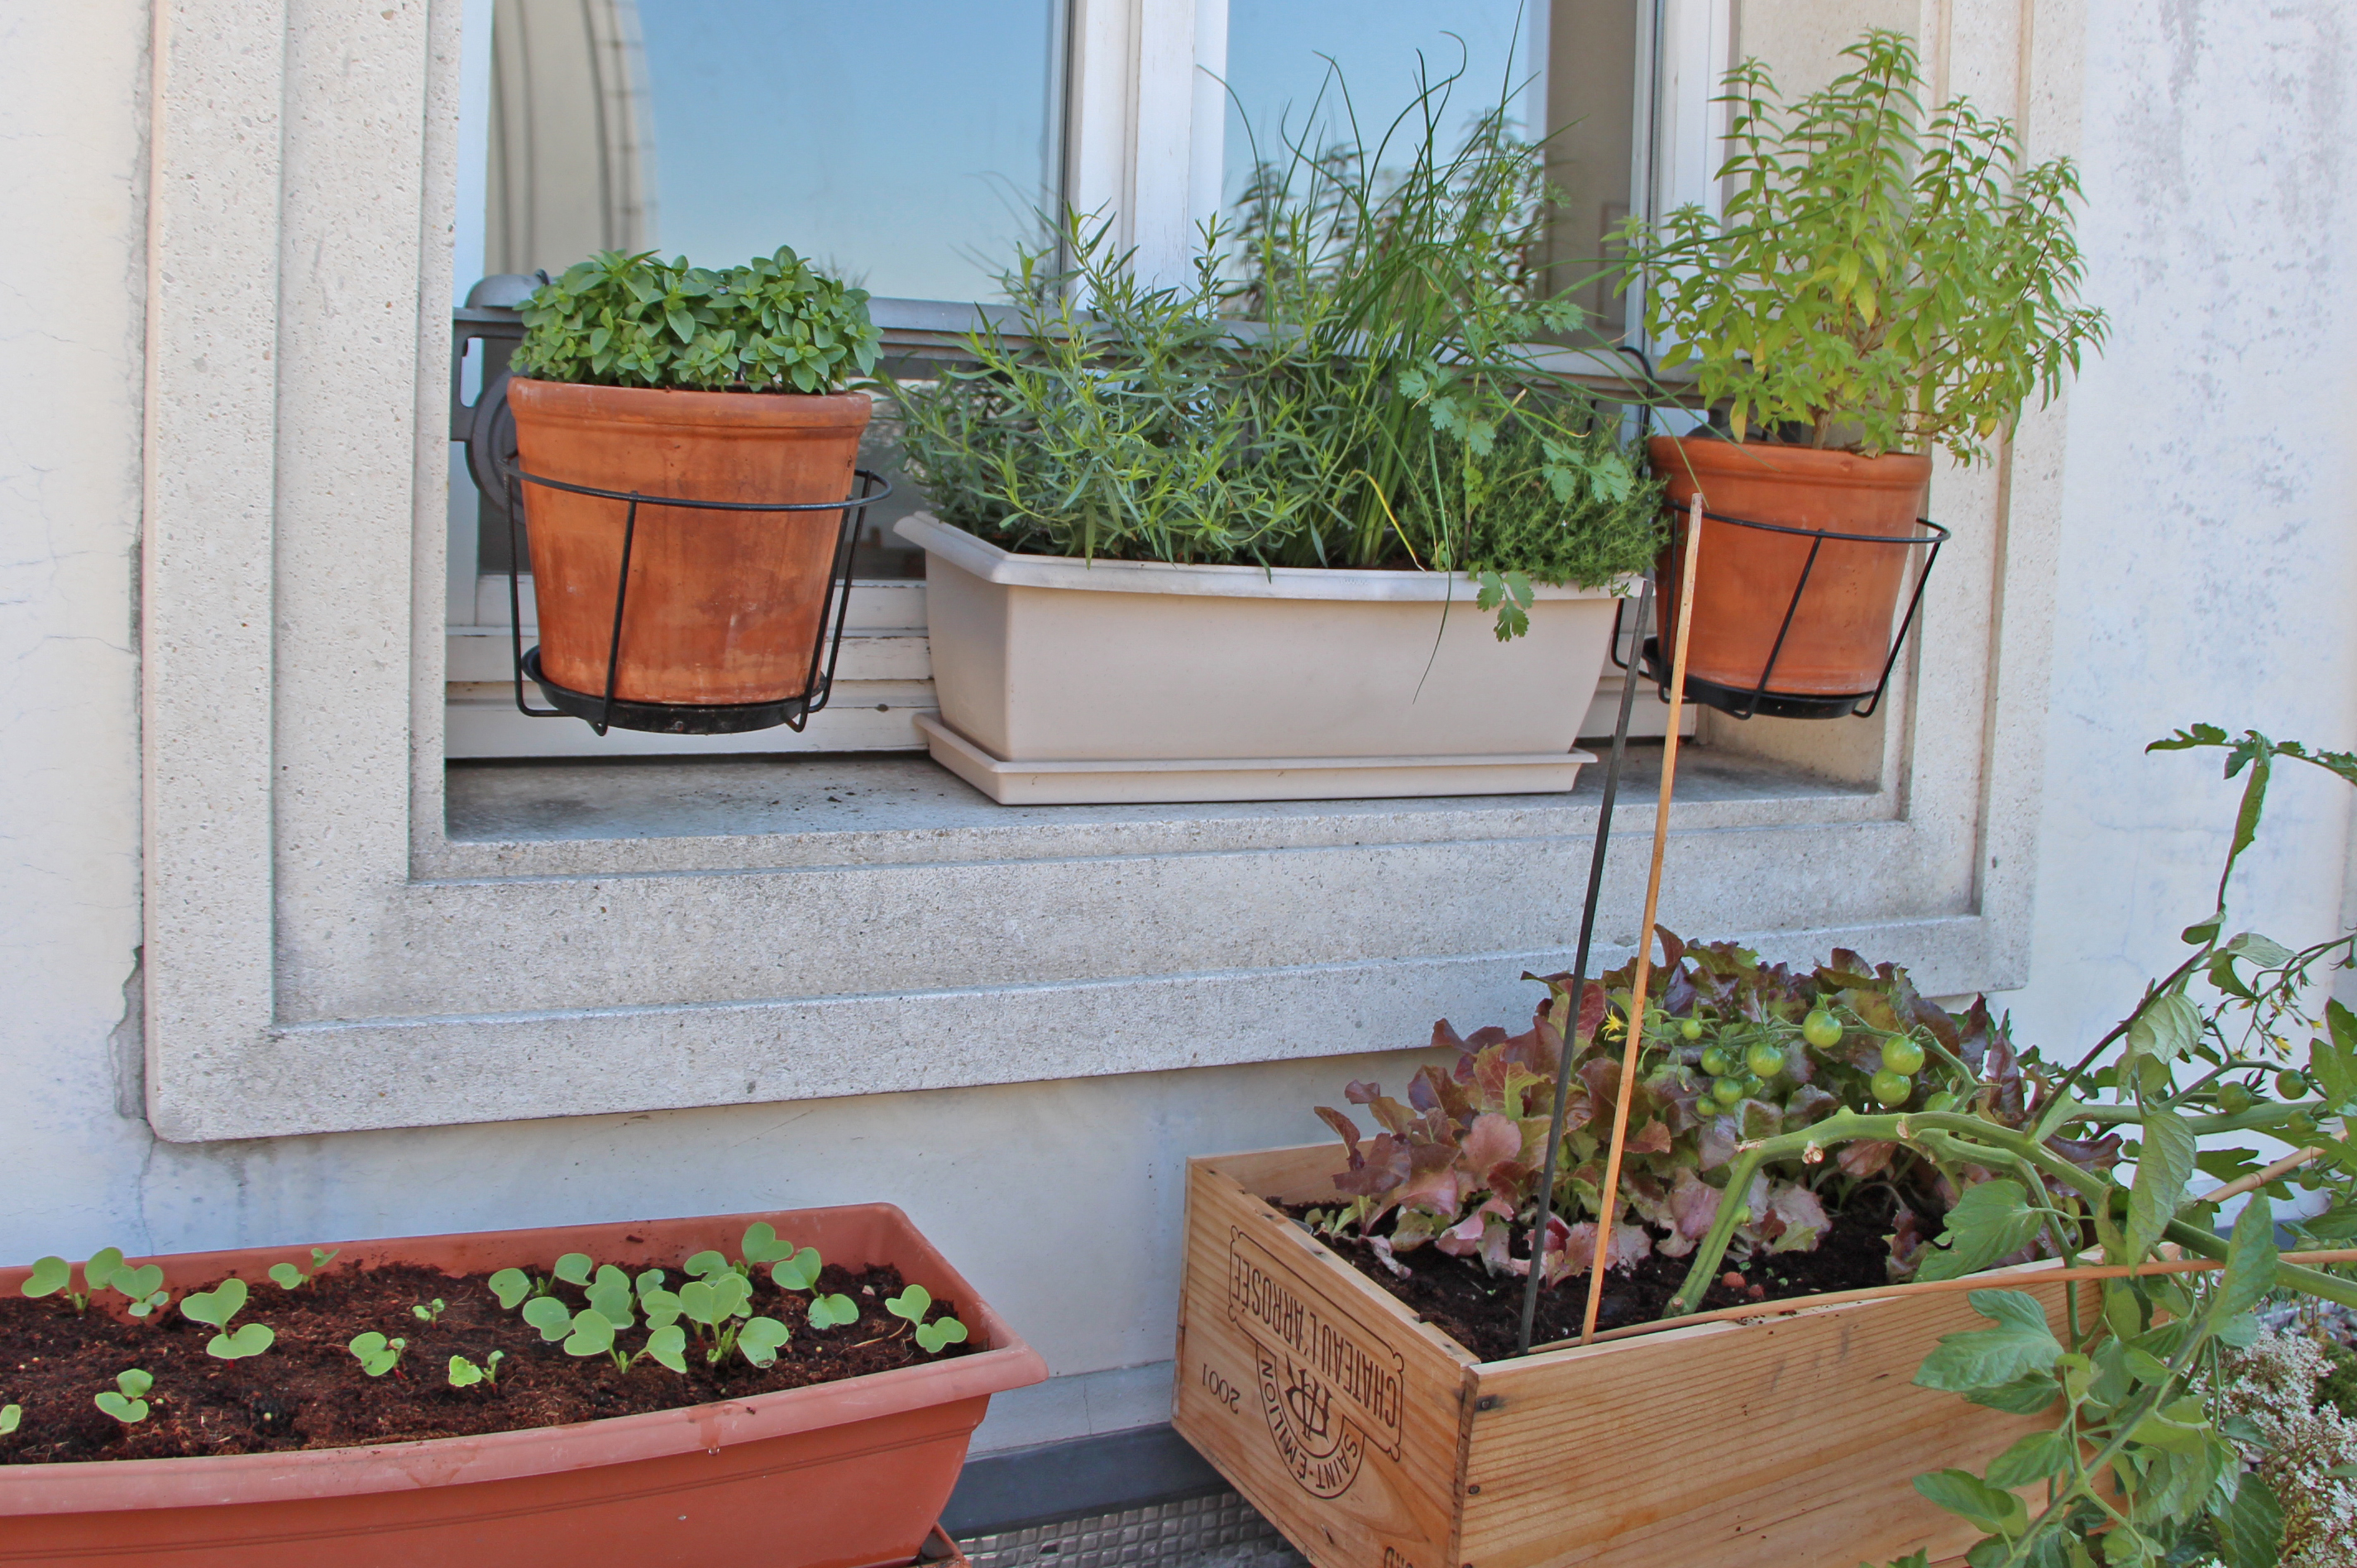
[892,59,1662,639]
[268,1248,338,1290]
[514,247,882,394]
[94,1370,151,1425]
[22,1248,169,1317]
[347,1332,406,1378]
[179,1278,274,1360]
[1613,29,2106,461]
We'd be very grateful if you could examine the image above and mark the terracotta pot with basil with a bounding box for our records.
[505,246,882,708]
[1615,30,2106,702]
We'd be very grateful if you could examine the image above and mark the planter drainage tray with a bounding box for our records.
[1174,1145,2063,1568]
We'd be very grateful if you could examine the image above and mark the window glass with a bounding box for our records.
[1217,0,1635,340]
[484,0,1065,301]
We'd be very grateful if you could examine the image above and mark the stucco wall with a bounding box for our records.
[2,0,2353,1454]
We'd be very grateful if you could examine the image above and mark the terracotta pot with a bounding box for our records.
[1648,436,1932,696]
[508,380,872,706]
[0,1206,1044,1568]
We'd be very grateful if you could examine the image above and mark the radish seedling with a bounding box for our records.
[446,1350,504,1388]
[807,1293,857,1330]
[180,1278,275,1360]
[884,1286,969,1354]
[411,1298,446,1326]
[22,1248,169,1317]
[267,1248,340,1290]
[487,1267,535,1309]
[93,1370,151,1424]
[1,1402,19,1435]
[347,1332,406,1377]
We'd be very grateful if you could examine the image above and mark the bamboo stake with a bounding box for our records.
[1578,492,1704,1346]
[1536,1248,2357,1355]
[2203,1145,2325,1205]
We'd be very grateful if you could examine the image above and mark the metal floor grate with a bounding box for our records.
[960,1489,1308,1568]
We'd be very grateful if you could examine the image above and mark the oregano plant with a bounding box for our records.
[1614,28,2106,461]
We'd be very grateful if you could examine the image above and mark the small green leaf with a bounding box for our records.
[2127,994,2202,1064]
[552,1253,594,1286]
[179,1277,248,1329]
[94,1389,149,1424]
[562,1310,616,1357]
[740,1223,796,1264]
[2213,1193,2278,1322]
[522,1296,574,1341]
[645,1322,689,1374]
[633,1269,667,1298]
[1913,1179,2043,1282]
[488,1268,533,1310]
[1962,1371,2063,1415]
[915,1317,969,1354]
[116,1368,152,1398]
[1912,1468,2028,1537]
[311,1248,340,1270]
[22,1256,69,1299]
[737,1315,792,1368]
[885,1285,933,1324]
[447,1355,485,1389]
[109,1264,162,1303]
[347,1331,402,1375]
[268,1264,305,1290]
[585,1267,635,1331]
[84,1248,125,1293]
[682,1250,730,1280]
[209,1322,275,1360]
[808,1293,858,1330]
[2127,1107,2196,1259]
[2211,1470,2283,1568]
[0,1404,17,1435]
[638,1286,683,1329]
[1983,1429,2069,1489]
[770,1248,822,1293]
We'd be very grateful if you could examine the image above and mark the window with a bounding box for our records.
[448,0,1665,758]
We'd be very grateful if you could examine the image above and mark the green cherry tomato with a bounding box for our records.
[1744,1042,1786,1080]
[1881,1039,1927,1076]
[2288,1112,2319,1140]
[1680,1018,1704,1041]
[1699,1047,1730,1078]
[2277,1070,2309,1101]
[2216,1083,2255,1115]
[1711,1076,1745,1107]
[1870,1069,1914,1108]
[1801,1011,1843,1049]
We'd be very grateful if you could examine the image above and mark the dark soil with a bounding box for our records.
[1285,1192,1921,1362]
[0,1255,974,1465]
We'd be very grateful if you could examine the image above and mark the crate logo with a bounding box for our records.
[1226,1229,1403,1498]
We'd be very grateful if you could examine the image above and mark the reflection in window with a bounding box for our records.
[482,0,1066,302]
[1217,0,1636,341]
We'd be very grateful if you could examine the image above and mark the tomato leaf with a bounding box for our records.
[2127,1107,2196,1260]
[1913,1179,2041,1282]
[1914,1290,2063,1393]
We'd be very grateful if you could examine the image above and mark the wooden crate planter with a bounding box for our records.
[1174,1146,2064,1568]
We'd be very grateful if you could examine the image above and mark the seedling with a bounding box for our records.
[552,1253,594,1287]
[807,1293,858,1331]
[22,1247,169,1317]
[411,1298,446,1326]
[739,1223,799,1267]
[487,1267,536,1309]
[884,1286,969,1355]
[446,1350,504,1389]
[269,1248,340,1290]
[347,1332,406,1377]
[180,1278,275,1360]
[770,1248,822,1293]
[520,1296,575,1342]
[94,1370,151,1424]
[1,1402,19,1435]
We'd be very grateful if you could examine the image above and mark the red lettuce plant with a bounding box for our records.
[1308,935,2120,1288]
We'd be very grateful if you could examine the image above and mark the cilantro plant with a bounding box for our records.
[22,1247,168,1317]
[1613,29,2106,461]
[179,1278,275,1360]
[513,246,881,394]
[94,1370,152,1425]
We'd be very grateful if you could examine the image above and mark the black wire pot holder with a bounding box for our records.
[1611,505,1949,721]
[496,457,891,738]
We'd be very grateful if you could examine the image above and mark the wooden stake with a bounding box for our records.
[1579,492,1704,1346]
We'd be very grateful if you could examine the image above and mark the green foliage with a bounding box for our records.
[0,1403,17,1436]
[412,1298,446,1326]
[484,1224,868,1374]
[22,1246,169,1317]
[884,1285,970,1355]
[808,1293,858,1330]
[180,1277,275,1360]
[347,1331,406,1378]
[268,1248,339,1291]
[1613,29,2106,462]
[514,246,880,394]
[892,60,1662,639]
[446,1350,504,1389]
[93,1369,151,1425]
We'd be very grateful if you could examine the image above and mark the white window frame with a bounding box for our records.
[443,0,1724,758]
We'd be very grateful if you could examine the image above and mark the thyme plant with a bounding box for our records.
[1614,29,2106,461]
